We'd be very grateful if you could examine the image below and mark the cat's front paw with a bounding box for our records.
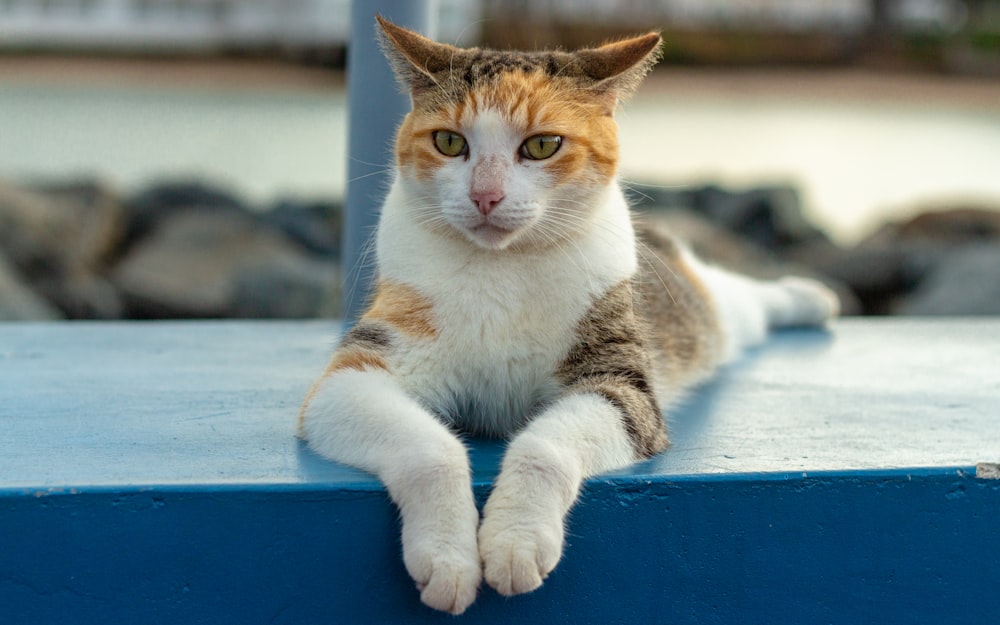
[404,536,481,615]
[478,502,564,596]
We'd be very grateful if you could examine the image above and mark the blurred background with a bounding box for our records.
[1,0,998,320]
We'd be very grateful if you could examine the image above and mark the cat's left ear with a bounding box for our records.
[575,33,662,103]
[376,15,460,97]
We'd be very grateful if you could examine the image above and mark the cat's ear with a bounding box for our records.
[575,32,662,102]
[376,15,459,96]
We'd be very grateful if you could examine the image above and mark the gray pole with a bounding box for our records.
[342,0,436,324]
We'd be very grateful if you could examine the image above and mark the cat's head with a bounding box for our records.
[378,16,661,251]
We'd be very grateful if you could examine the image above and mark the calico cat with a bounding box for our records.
[299,16,839,615]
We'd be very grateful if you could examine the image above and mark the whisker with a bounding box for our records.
[621,179,692,194]
[349,155,392,168]
[451,19,490,47]
[620,180,694,210]
[542,201,682,306]
[634,237,680,306]
[348,168,396,184]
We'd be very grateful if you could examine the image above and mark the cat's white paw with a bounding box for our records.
[478,502,564,596]
[777,276,840,326]
[403,533,481,615]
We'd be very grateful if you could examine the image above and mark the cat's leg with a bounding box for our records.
[688,254,840,360]
[477,281,666,596]
[300,367,481,615]
[478,392,639,596]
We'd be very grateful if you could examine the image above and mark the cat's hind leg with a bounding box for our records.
[687,254,840,361]
[300,366,481,615]
[764,275,842,328]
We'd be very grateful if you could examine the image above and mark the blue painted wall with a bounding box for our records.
[3,469,997,624]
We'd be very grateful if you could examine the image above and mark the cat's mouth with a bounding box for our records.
[468,222,518,249]
[443,204,541,251]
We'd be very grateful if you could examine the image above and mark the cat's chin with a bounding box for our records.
[464,223,521,251]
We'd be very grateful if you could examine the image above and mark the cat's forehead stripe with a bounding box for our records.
[458,50,566,86]
[418,50,578,111]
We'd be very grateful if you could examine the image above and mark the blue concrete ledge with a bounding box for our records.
[1,320,999,624]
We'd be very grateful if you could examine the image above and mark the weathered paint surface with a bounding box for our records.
[1,319,998,623]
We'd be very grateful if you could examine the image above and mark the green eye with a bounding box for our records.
[520,135,562,160]
[433,131,467,157]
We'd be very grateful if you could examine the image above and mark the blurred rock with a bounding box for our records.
[628,182,830,251]
[0,179,125,318]
[696,184,829,250]
[895,207,1000,244]
[897,245,1000,316]
[0,253,63,320]
[232,256,341,318]
[0,180,116,272]
[112,209,337,318]
[795,235,944,315]
[813,206,1000,314]
[262,198,342,258]
[121,181,248,253]
[33,271,124,320]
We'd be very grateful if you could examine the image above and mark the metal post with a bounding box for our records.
[342,0,436,323]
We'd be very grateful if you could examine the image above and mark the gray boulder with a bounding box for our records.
[121,181,248,251]
[894,207,1000,244]
[799,206,1000,315]
[0,253,63,320]
[897,245,1000,315]
[112,209,338,318]
[0,179,125,318]
[262,198,342,258]
[232,255,341,318]
[628,182,830,251]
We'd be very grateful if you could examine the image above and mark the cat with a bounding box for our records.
[299,16,839,615]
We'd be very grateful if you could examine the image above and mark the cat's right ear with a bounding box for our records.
[376,15,458,97]
[575,32,663,105]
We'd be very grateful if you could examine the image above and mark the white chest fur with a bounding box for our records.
[375,178,638,436]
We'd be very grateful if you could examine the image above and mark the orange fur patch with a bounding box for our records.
[297,348,390,434]
[299,282,431,434]
[362,281,437,338]
[325,350,390,374]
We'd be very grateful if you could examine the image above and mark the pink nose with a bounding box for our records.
[470,190,504,216]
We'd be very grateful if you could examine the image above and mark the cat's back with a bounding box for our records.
[634,220,726,389]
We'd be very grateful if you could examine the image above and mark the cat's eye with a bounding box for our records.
[520,135,562,160]
[433,131,468,157]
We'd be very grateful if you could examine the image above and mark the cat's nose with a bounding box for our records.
[470,190,504,216]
